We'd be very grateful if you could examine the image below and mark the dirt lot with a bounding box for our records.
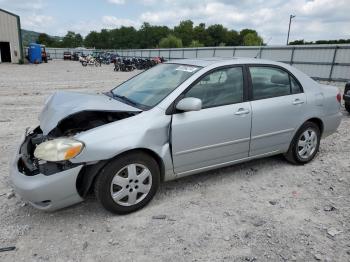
[0,60,349,262]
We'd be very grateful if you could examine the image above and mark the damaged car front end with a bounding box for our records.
[10,91,143,210]
[11,126,85,210]
[10,63,197,212]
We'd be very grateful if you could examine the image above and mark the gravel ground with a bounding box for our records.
[0,60,349,262]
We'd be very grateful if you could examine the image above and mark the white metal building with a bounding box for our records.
[0,8,23,63]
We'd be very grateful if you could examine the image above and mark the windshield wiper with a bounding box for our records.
[112,93,139,107]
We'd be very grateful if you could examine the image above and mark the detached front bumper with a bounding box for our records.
[9,134,84,211]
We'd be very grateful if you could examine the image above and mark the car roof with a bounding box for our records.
[165,57,285,68]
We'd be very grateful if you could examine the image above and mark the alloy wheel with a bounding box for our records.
[297,128,318,159]
[110,164,152,206]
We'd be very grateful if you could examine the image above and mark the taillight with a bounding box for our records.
[336,93,341,103]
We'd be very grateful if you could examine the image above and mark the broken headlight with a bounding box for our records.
[34,138,84,162]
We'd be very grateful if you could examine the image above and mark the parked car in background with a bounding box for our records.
[63,51,72,60]
[10,58,342,214]
[344,82,350,113]
[72,52,83,61]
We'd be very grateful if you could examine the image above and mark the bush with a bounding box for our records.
[243,33,263,46]
[189,40,204,47]
[159,34,183,48]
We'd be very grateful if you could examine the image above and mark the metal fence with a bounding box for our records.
[44,48,95,59]
[45,45,350,82]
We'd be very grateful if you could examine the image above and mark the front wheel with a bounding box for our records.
[94,152,160,214]
[284,122,321,164]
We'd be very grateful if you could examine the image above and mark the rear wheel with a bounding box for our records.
[284,122,321,164]
[94,152,160,214]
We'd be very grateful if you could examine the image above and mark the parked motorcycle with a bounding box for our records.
[112,55,166,72]
[114,58,136,72]
[80,55,101,67]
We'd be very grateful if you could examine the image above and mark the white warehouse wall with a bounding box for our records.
[0,9,22,63]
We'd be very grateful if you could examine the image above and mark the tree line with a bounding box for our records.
[289,39,350,45]
[36,20,264,49]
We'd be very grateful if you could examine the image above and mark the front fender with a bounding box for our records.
[70,109,174,179]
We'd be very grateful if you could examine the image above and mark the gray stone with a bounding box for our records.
[6,191,15,199]
[223,236,230,241]
[324,205,336,212]
[152,215,167,220]
[327,227,341,237]
[253,219,266,227]
[269,200,278,205]
[314,253,322,260]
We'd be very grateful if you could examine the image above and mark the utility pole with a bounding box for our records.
[287,14,296,45]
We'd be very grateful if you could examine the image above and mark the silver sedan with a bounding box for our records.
[10,58,342,213]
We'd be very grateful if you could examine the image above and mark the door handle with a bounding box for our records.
[292,98,305,105]
[235,108,250,115]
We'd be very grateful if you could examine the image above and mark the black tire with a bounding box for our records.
[284,121,321,165]
[82,61,87,67]
[345,103,350,113]
[94,152,160,214]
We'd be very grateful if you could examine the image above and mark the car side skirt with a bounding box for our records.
[172,149,280,179]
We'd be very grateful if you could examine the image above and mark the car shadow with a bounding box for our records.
[161,154,287,190]
[17,154,288,221]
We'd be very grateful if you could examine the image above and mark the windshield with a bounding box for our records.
[111,63,201,108]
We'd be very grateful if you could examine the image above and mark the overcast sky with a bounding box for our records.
[1,0,349,45]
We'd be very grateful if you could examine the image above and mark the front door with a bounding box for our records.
[171,66,252,174]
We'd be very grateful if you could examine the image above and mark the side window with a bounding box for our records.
[185,67,244,108]
[249,67,291,100]
[290,76,302,94]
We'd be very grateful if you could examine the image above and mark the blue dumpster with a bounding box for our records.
[28,43,42,63]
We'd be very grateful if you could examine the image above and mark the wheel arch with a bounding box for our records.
[287,117,324,154]
[122,148,166,182]
[76,148,165,198]
[285,117,323,164]
[305,117,324,135]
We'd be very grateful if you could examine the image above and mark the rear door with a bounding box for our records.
[248,65,306,156]
[171,66,252,174]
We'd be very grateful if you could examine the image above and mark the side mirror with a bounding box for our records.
[176,97,202,112]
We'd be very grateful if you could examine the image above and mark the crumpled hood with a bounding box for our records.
[39,91,141,135]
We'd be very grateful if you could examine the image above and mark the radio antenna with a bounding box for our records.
[254,37,272,58]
